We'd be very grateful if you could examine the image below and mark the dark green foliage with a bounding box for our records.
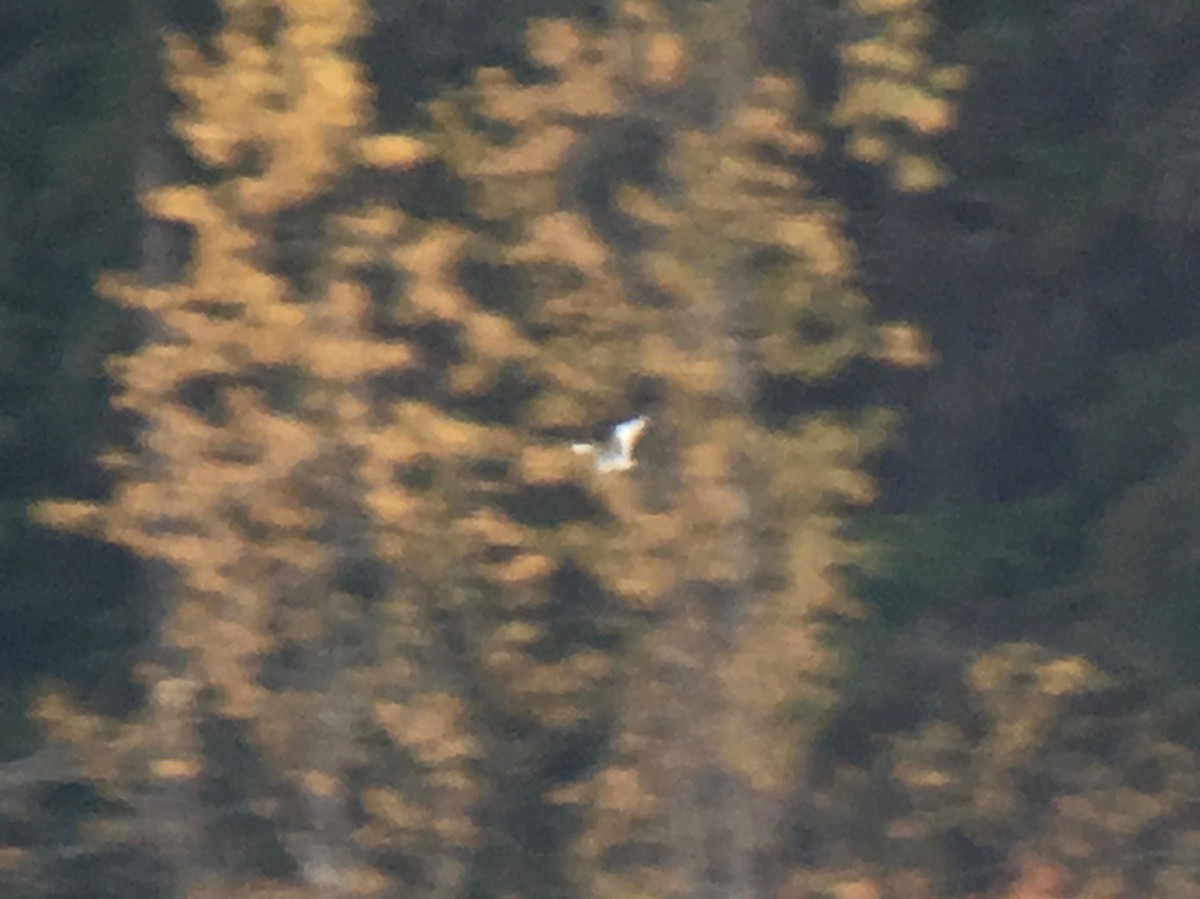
[1074,336,1200,500]
[849,492,1084,625]
[0,0,147,752]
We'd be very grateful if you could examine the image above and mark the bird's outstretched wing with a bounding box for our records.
[612,416,648,454]
[572,415,650,472]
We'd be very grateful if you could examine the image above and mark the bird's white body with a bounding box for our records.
[572,415,649,472]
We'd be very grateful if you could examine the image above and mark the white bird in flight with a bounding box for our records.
[572,415,649,472]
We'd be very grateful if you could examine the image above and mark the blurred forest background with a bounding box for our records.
[3,0,1200,897]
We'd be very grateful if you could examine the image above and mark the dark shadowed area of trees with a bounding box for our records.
[2,1,1200,897]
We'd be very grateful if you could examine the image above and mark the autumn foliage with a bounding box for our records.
[13,1,1197,899]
